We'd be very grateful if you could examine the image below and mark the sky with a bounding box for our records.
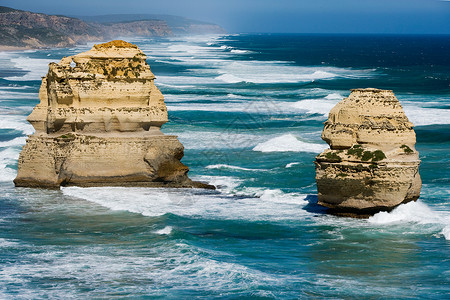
[2,0,450,34]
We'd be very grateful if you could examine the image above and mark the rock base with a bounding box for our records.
[14,134,213,189]
[315,149,421,216]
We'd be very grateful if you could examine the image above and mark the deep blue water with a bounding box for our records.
[0,34,449,298]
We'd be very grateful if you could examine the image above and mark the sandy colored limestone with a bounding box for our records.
[15,40,212,189]
[315,88,421,216]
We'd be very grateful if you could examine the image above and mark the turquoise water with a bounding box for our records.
[0,34,449,298]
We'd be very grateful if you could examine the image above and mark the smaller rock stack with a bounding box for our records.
[315,88,421,216]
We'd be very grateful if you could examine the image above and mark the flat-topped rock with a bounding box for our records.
[315,88,421,217]
[15,40,212,189]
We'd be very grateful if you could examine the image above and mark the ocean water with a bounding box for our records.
[0,34,449,298]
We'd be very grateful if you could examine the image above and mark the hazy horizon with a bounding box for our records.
[2,0,449,34]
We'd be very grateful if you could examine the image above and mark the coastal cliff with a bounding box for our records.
[0,6,225,49]
[315,88,421,216]
[0,6,98,48]
[79,14,227,35]
[14,40,211,188]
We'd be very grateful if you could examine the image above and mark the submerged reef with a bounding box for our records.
[315,88,421,217]
[15,40,212,189]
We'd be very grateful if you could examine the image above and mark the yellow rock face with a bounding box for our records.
[315,88,421,216]
[27,40,166,134]
[14,41,211,188]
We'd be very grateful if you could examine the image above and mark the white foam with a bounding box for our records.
[0,167,17,182]
[155,75,219,85]
[253,134,326,153]
[369,201,450,240]
[205,164,266,172]
[216,73,245,83]
[0,146,18,160]
[0,127,26,182]
[441,226,450,240]
[289,98,339,116]
[324,93,343,100]
[369,201,442,224]
[0,85,34,90]
[144,37,375,86]
[259,189,306,204]
[0,90,37,100]
[230,49,251,54]
[285,162,300,168]
[165,92,341,117]
[192,175,243,194]
[154,226,173,235]
[0,241,283,297]
[0,238,19,247]
[214,62,369,84]
[4,56,54,81]
[403,106,450,126]
[0,115,34,135]
[171,130,265,150]
[226,93,241,99]
[0,147,20,182]
[62,184,310,222]
[0,137,27,148]
[166,100,278,113]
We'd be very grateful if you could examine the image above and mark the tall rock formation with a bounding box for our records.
[314,88,421,216]
[14,40,211,189]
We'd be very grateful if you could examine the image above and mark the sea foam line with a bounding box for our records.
[369,201,450,240]
[205,164,267,172]
[253,134,326,153]
[61,185,310,222]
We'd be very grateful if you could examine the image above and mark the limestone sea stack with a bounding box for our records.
[315,88,421,216]
[15,40,212,189]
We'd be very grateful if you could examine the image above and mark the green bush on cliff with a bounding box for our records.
[372,150,386,161]
[369,163,378,169]
[361,151,373,161]
[347,145,364,157]
[401,144,413,153]
[361,150,386,162]
[325,152,342,162]
[58,133,76,140]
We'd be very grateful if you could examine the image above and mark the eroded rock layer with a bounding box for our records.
[15,40,210,188]
[315,88,421,216]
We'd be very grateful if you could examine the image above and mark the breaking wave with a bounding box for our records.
[253,134,326,153]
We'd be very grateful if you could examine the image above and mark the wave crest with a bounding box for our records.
[253,134,326,153]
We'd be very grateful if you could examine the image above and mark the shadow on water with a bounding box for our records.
[303,194,329,215]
